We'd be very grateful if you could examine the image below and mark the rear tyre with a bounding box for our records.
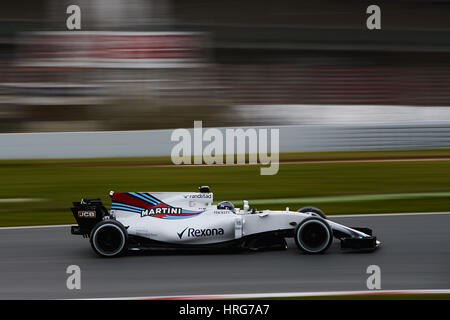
[90,220,128,257]
[298,206,327,219]
[294,217,333,254]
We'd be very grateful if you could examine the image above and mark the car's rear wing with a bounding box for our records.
[70,198,108,237]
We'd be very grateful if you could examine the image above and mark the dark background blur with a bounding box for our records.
[2,0,450,132]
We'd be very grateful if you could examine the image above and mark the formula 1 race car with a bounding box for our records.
[70,186,380,257]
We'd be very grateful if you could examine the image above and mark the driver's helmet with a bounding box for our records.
[217,201,235,213]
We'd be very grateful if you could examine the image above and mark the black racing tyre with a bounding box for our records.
[294,217,333,254]
[297,206,327,219]
[90,220,128,257]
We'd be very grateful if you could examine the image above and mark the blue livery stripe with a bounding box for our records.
[111,206,142,214]
[112,202,145,211]
[129,192,158,205]
[181,209,203,214]
[162,215,194,220]
[139,192,161,204]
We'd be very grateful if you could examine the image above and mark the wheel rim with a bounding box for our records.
[93,224,125,256]
[297,220,330,253]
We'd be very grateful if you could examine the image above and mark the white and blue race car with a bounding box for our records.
[71,186,380,257]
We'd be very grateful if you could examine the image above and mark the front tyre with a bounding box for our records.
[297,206,327,219]
[294,217,333,254]
[90,220,128,257]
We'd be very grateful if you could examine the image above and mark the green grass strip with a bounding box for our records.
[225,192,450,205]
[1,149,450,226]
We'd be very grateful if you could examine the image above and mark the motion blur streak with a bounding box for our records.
[80,289,450,300]
[1,1,450,132]
[1,0,450,300]
[0,214,449,299]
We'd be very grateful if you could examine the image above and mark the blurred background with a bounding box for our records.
[2,2,450,301]
[2,0,450,132]
[2,2,450,302]
[2,0,450,226]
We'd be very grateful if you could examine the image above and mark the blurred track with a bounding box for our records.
[0,213,449,299]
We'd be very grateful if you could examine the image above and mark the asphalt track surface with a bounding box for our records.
[0,213,449,299]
